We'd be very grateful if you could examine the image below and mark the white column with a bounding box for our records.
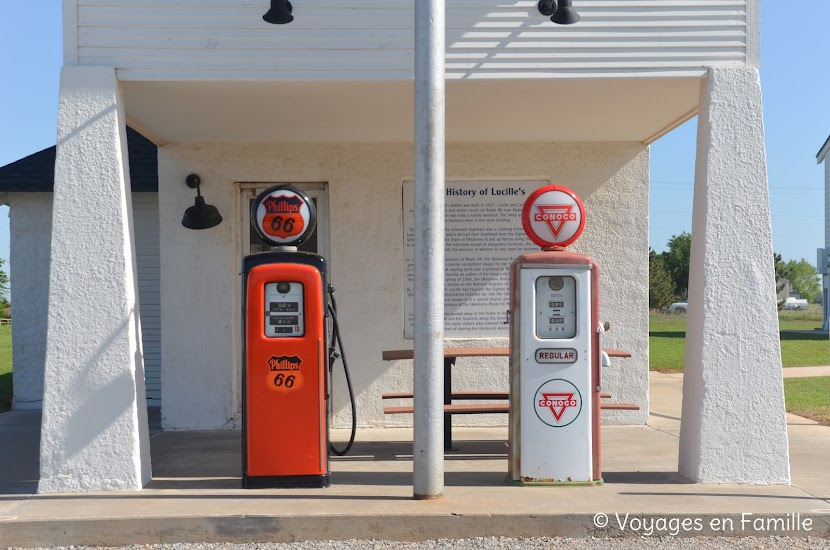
[824,160,830,331]
[39,66,151,493]
[679,67,790,484]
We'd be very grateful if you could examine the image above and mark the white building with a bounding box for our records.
[817,135,830,330]
[1,0,789,492]
[0,129,160,411]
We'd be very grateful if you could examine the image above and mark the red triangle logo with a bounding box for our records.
[536,204,575,238]
[541,392,576,422]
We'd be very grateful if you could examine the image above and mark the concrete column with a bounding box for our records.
[39,66,151,493]
[9,193,53,409]
[679,67,790,484]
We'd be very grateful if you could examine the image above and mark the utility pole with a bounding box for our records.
[412,0,446,500]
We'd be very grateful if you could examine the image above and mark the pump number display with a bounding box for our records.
[535,275,577,339]
[270,302,299,312]
[265,282,305,337]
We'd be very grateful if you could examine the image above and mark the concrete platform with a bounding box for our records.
[1,373,829,546]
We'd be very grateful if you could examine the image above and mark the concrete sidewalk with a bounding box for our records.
[0,372,829,546]
[781,365,830,378]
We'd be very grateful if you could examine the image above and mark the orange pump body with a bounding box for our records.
[242,252,330,488]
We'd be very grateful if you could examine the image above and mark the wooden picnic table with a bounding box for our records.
[381,347,631,361]
[381,346,632,450]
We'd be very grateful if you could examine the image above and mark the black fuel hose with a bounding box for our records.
[327,287,356,456]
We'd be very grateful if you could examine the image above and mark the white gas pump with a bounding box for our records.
[508,185,604,485]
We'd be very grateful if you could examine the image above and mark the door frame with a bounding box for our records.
[232,182,330,417]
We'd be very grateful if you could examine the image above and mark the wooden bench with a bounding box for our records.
[382,347,638,450]
[382,391,614,400]
[383,402,640,415]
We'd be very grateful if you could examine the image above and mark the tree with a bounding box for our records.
[661,232,692,300]
[649,249,674,309]
[0,259,8,319]
[774,253,785,280]
[0,259,7,300]
[774,252,787,309]
[782,258,821,304]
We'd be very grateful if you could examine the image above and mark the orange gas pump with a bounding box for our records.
[242,185,355,489]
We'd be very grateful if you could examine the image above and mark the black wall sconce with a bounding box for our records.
[538,0,580,25]
[263,0,294,24]
[182,174,223,230]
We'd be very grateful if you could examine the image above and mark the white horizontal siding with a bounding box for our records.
[132,193,162,402]
[74,0,748,80]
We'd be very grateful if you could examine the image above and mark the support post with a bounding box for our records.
[413,0,446,499]
[39,66,151,493]
[679,67,790,484]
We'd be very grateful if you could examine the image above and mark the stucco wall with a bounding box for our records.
[159,142,649,430]
[679,68,788,484]
[9,191,161,409]
[9,193,53,408]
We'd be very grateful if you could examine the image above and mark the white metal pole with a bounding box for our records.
[413,0,445,499]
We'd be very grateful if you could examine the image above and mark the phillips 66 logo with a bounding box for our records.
[533,379,582,428]
[259,193,306,240]
[266,355,304,393]
[252,185,317,247]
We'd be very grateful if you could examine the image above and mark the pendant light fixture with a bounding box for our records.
[181,174,223,230]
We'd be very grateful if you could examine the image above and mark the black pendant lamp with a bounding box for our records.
[182,174,223,230]
[538,0,580,25]
[263,0,294,24]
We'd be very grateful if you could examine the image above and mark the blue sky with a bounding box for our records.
[1,1,829,289]
[650,2,830,259]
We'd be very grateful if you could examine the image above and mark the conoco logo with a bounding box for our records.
[538,393,578,422]
[521,185,586,248]
[535,204,577,238]
[533,379,582,428]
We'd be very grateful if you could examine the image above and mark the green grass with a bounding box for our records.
[784,377,830,424]
[0,325,10,413]
[649,308,829,372]
[778,305,826,331]
[649,312,687,372]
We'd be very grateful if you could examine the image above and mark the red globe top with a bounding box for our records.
[521,185,586,249]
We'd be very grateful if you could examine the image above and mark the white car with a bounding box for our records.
[669,302,688,313]
[781,297,808,310]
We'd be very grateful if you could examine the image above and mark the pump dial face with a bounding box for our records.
[251,185,317,247]
[548,276,565,291]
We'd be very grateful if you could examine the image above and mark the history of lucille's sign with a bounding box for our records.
[403,180,544,339]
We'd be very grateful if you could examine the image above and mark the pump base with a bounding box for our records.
[506,476,604,487]
[243,474,331,489]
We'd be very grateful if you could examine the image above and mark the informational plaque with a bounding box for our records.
[403,180,545,338]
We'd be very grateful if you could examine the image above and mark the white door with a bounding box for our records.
[241,183,329,258]
[233,183,330,417]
